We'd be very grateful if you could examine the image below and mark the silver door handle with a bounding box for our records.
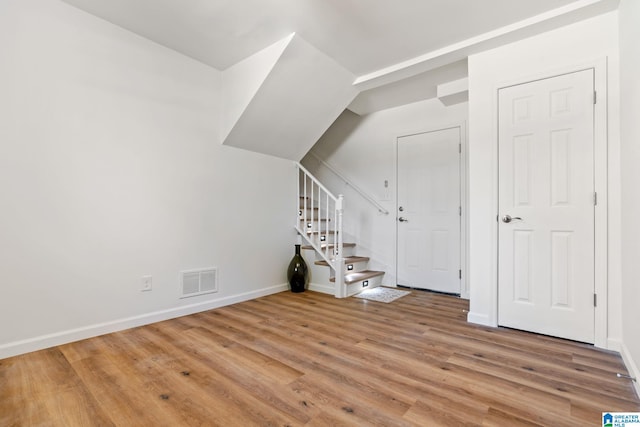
[398,217,409,222]
[502,215,522,223]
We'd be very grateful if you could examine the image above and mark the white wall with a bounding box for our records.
[302,99,468,292]
[0,0,296,358]
[220,34,292,142]
[467,12,621,348]
[618,0,640,397]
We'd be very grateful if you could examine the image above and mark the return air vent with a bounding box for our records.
[180,267,218,299]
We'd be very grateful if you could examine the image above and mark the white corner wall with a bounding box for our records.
[467,12,621,348]
[220,34,293,142]
[222,34,358,161]
[618,0,640,397]
[0,0,296,359]
[301,99,468,293]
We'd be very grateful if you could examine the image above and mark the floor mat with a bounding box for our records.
[353,287,410,303]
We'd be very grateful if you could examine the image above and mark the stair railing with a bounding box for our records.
[308,150,389,215]
[296,162,346,298]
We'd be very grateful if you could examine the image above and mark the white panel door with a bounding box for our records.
[498,69,595,343]
[397,127,461,294]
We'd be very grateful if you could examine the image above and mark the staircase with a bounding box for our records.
[296,163,385,298]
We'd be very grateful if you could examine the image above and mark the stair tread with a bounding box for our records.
[305,230,337,234]
[330,270,385,284]
[314,256,370,266]
[301,242,356,250]
[300,218,330,222]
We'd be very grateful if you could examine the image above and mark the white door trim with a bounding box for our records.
[486,59,608,348]
[395,122,469,299]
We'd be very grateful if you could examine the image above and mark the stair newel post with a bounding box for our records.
[302,167,308,231]
[335,194,345,298]
[297,165,302,224]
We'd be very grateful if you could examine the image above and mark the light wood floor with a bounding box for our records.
[1,290,638,426]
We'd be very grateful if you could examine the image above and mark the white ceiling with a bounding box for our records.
[62,0,582,74]
[60,0,616,113]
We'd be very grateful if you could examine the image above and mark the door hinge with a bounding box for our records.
[594,192,598,206]
[593,91,597,105]
[459,206,462,216]
[594,293,597,307]
[459,269,462,280]
[459,143,462,154]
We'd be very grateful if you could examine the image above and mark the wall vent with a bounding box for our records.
[180,267,218,299]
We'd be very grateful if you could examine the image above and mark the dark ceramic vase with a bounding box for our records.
[287,244,308,293]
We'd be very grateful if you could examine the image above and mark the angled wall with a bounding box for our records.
[222,34,359,161]
[220,34,293,143]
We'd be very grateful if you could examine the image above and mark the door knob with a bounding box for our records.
[502,215,522,223]
[398,217,409,222]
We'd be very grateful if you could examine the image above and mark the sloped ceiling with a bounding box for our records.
[61,0,619,113]
[221,34,358,160]
[59,0,619,159]
[59,0,597,74]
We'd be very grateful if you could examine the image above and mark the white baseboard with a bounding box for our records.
[607,338,623,353]
[620,341,640,399]
[308,282,334,295]
[0,283,288,360]
[467,311,496,327]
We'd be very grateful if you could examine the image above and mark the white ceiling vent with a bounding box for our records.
[180,267,218,299]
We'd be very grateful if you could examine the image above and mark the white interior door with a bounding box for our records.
[397,127,461,294]
[498,69,595,343]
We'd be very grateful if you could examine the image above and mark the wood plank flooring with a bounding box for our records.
[1,290,638,426]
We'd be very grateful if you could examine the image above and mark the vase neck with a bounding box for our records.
[294,244,301,255]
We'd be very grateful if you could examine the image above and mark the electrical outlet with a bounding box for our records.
[141,275,152,292]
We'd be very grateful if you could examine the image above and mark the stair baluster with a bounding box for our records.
[295,162,345,297]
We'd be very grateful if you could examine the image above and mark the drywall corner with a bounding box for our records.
[222,34,358,161]
[221,33,294,142]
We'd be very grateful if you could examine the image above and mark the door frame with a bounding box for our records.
[492,60,608,348]
[395,122,469,299]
